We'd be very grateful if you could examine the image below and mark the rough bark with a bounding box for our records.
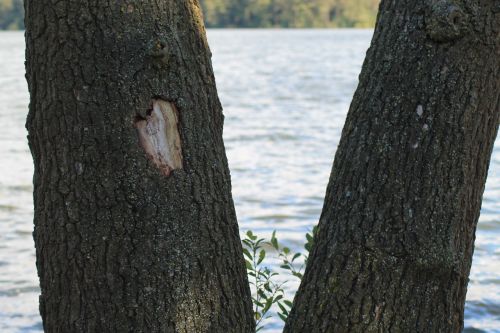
[24,1,254,332]
[285,1,500,332]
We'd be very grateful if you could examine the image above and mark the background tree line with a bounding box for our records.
[0,0,22,30]
[2,0,379,30]
[200,0,380,28]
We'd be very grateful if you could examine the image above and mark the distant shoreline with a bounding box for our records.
[0,0,380,31]
[0,27,375,32]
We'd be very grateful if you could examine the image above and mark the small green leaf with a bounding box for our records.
[263,298,273,312]
[292,253,301,261]
[257,249,266,265]
[242,248,252,259]
[271,231,279,249]
[255,300,265,307]
[245,260,253,270]
[278,302,288,315]
[278,312,287,322]
[284,300,293,307]
[283,247,290,255]
[257,289,267,300]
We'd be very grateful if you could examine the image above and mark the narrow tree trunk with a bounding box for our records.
[24,1,254,332]
[285,1,499,332]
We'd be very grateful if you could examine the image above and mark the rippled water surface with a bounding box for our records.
[0,29,498,332]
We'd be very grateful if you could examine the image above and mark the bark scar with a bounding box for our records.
[134,99,183,176]
[148,39,170,67]
[426,0,468,43]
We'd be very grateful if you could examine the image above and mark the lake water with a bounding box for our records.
[0,29,498,332]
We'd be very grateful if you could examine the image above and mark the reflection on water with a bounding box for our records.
[0,29,498,332]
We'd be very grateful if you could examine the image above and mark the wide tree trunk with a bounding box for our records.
[285,1,499,332]
[24,1,254,332]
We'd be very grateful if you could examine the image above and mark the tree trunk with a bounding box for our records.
[285,1,499,332]
[24,1,254,332]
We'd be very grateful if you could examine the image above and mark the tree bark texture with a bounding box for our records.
[25,1,254,332]
[285,1,499,332]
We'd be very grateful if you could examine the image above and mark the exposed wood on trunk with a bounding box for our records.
[135,100,183,176]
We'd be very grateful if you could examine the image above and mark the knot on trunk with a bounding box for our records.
[426,1,467,42]
[493,2,500,13]
[148,38,170,67]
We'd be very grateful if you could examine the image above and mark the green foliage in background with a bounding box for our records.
[1,0,378,30]
[199,0,380,28]
[242,227,317,331]
[0,0,23,30]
